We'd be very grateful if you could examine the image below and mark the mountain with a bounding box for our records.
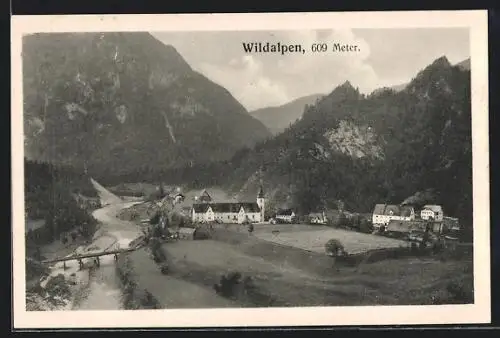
[249,94,323,135]
[390,83,408,92]
[456,58,471,71]
[171,55,472,227]
[22,32,271,177]
[371,58,471,95]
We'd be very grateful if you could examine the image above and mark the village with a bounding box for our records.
[24,178,473,311]
[125,182,465,261]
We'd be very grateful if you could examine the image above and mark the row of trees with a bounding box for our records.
[25,159,98,246]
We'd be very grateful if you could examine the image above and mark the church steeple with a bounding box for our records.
[257,185,265,199]
[256,184,266,223]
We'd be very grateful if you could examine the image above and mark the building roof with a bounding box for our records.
[373,204,414,216]
[400,206,414,217]
[277,209,295,216]
[373,204,386,215]
[193,202,261,213]
[198,189,212,203]
[422,205,443,213]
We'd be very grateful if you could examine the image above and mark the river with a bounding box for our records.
[51,180,145,310]
[71,201,142,310]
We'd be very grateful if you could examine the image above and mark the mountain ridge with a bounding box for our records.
[370,57,471,95]
[23,32,271,176]
[249,93,324,135]
[152,55,472,228]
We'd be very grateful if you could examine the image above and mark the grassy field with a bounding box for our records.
[122,248,238,308]
[251,223,407,255]
[124,227,473,308]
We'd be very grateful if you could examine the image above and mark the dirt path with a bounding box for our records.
[91,178,123,205]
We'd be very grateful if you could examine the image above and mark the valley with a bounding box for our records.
[21,31,474,312]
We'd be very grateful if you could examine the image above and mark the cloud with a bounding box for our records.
[151,28,469,111]
[185,29,380,110]
[269,29,379,96]
[199,55,289,111]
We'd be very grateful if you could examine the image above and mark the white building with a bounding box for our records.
[309,212,327,224]
[275,209,296,223]
[420,205,444,221]
[372,204,415,229]
[191,186,265,224]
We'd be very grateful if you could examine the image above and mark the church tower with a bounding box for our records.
[256,185,266,223]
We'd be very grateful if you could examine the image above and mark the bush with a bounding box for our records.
[26,258,49,281]
[44,274,71,299]
[149,237,166,263]
[358,219,373,233]
[213,271,243,298]
[160,263,169,275]
[325,239,347,257]
[193,225,212,240]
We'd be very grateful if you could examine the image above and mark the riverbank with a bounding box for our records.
[25,179,144,311]
[116,246,237,309]
[116,253,162,309]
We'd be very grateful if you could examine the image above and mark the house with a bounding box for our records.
[372,204,415,229]
[309,212,327,224]
[420,205,444,221]
[192,202,262,224]
[275,209,296,223]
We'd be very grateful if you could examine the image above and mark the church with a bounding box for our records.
[191,186,266,224]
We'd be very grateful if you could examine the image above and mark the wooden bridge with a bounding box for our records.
[41,247,139,270]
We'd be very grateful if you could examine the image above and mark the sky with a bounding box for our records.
[151,28,469,111]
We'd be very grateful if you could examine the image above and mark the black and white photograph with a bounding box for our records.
[11,11,490,328]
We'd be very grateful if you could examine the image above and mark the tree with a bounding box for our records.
[336,213,348,228]
[159,182,165,198]
[150,211,161,225]
[325,239,346,257]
